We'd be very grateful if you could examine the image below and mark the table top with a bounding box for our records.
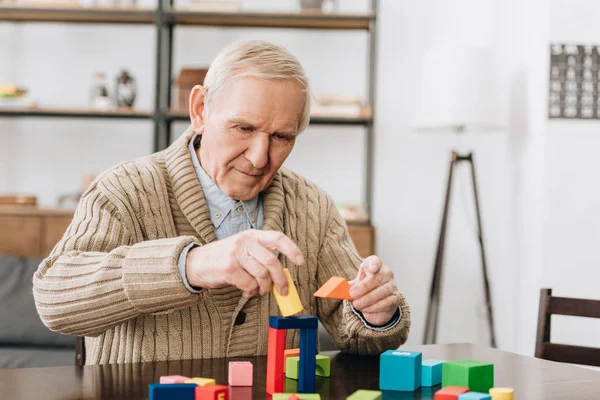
[1,343,599,400]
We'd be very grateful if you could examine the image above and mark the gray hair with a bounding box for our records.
[203,40,311,133]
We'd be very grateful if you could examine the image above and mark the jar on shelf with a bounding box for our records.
[114,69,137,108]
[89,72,111,110]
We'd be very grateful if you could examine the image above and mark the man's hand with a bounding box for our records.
[349,256,400,326]
[185,230,304,298]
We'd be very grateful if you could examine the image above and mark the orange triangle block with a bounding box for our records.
[314,276,352,300]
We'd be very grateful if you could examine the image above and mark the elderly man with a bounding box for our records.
[33,40,410,364]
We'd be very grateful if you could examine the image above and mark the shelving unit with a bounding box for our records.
[0,0,379,227]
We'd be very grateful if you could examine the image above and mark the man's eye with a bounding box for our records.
[274,134,290,141]
[238,126,252,132]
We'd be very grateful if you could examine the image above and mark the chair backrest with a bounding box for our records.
[535,288,600,367]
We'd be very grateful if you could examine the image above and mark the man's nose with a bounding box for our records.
[245,133,270,170]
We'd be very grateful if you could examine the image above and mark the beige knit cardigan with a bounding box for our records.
[33,128,410,364]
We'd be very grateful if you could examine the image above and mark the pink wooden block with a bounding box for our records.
[228,361,253,386]
[159,375,190,384]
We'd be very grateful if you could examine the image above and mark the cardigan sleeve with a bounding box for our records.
[315,197,411,355]
[32,185,205,338]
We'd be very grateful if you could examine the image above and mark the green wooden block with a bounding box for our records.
[286,355,330,379]
[286,356,300,380]
[441,360,494,392]
[346,389,382,400]
[272,394,321,400]
[316,355,330,377]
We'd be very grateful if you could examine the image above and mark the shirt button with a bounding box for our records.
[215,212,221,219]
[237,206,243,214]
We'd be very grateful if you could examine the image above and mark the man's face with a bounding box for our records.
[190,76,305,201]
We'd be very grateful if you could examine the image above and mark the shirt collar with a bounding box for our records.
[188,134,260,229]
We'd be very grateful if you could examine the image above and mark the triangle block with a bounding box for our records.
[314,276,352,300]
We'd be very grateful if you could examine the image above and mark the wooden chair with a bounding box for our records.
[535,288,600,367]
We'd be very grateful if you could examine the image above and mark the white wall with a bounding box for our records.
[543,0,600,348]
[1,0,575,354]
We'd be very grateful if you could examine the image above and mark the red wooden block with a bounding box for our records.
[284,349,300,373]
[434,386,470,400]
[196,384,228,400]
[266,327,286,395]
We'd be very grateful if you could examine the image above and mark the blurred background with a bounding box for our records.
[1,0,599,369]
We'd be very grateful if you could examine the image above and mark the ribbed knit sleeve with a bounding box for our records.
[316,197,410,355]
[32,186,204,338]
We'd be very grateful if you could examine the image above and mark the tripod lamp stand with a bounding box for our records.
[413,46,504,347]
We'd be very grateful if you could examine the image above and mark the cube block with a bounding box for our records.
[284,349,300,373]
[273,269,304,317]
[489,387,514,400]
[422,359,445,387]
[379,350,422,391]
[228,361,253,386]
[442,360,494,393]
[434,386,470,400]
[458,392,491,400]
[185,377,215,387]
[315,355,330,377]
[286,356,300,380]
[346,389,382,400]
[159,375,190,384]
[148,383,196,400]
[286,355,330,379]
[196,384,228,400]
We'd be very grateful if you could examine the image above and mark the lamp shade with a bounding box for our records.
[413,46,503,133]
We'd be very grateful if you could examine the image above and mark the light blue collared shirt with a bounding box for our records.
[177,134,401,330]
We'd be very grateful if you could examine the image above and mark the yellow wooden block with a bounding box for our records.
[185,377,216,386]
[489,387,514,400]
[273,269,303,317]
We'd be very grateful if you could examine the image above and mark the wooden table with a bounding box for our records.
[1,343,599,399]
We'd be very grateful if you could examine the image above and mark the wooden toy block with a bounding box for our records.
[185,377,215,387]
[148,383,196,400]
[269,316,319,330]
[434,386,470,400]
[442,360,494,393]
[458,392,491,400]
[273,269,304,317]
[315,354,330,377]
[266,327,287,394]
[159,375,190,384]
[286,355,330,379]
[272,394,321,400]
[285,377,298,393]
[298,327,317,393]
[346,389,382,400]
[195,384,228,400]
[379,350,422,391]
[284,349,300,373]
[314,276,352,300]
[422,359,445,387]
[228,361,253,386]
[489,387,513,400]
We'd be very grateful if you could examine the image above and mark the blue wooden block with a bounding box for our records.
[421,359,445,387]
[379,350,422,392]
[269,316,319,330]
[298,327,317,393]
[148,383,196,400]
[458,392,492,400]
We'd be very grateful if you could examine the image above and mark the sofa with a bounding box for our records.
[0,255,75,368]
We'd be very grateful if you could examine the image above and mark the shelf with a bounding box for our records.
[0,107,154,119]
[0,5,155,24]
[164,106,373,126]
[167,9,374,30]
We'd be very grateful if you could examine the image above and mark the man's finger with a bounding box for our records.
[349,273,383,299]
[360,293,399,314]
[239,252,273,296]
[360,255,382,275]
[352,282,394,310]
[247,242,288,295]
[230,267,260,299]
[256,231,304,266]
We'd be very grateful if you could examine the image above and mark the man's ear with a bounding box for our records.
[189,85,206,133]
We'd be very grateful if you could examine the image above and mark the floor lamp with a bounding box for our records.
[413,46,504,347]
